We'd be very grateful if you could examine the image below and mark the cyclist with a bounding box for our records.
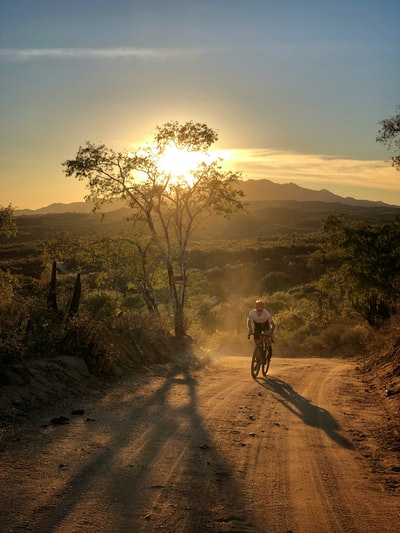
[247,299,275,360]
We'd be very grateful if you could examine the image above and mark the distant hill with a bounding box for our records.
[239,179,394,207]
[195,199,400,239]
[8,201,400,244]
[14,179,397,216]
[15,200,125,216]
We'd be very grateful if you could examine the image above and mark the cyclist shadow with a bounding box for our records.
[258,375,354,449]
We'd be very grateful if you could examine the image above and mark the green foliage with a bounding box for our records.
[320,215,400,327]
[154,120,219,151]
[2,199,400,369]
[263,271,292,292]
[81,289,124,319]
[0,266,175,374]
[0,271,31,363]
[57,316,117,374]
[300,322,371,358]
[376,106,400,171]
[63,121,245,337]
[44,231,164,314]
[0,205,17,238]
[0,270,18,303]
[266,287,372,357]
[186,239,321,300]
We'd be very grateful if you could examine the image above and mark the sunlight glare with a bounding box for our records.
[158,144,208,182]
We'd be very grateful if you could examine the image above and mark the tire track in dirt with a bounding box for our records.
[1,357,399,532]
[148,366,260,532]
[38,365,259,533]
[191,359,294,532]
[261,359,399,533]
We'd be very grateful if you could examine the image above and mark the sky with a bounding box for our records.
[0,0,399,209]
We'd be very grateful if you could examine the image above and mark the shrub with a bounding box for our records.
[263,271,292,292]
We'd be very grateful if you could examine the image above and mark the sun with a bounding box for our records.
[130,142,217,186]
[158,144,206,180]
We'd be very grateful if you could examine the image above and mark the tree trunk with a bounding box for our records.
[167,261,186,338]
[174,300,185,338]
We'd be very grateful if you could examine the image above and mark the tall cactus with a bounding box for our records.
[68,273,81,317]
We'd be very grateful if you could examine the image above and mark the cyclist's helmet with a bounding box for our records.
[255,299,265,310]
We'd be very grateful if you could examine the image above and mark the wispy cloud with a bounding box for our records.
[0,47,204,61]
[215,148,399,193]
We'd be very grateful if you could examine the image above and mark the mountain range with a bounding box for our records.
[14,179,396,216]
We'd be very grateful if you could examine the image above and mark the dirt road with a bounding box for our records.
[1,356,399,533]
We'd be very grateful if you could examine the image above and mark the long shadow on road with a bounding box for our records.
[29,365,257,533]
[256,375,354,450]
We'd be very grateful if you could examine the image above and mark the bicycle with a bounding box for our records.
[249,332,272,379]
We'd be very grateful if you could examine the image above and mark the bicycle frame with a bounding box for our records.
[249,332,272,378]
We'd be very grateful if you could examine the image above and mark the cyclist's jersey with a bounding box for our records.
[248,308,273,324]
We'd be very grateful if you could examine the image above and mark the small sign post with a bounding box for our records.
[171,275,185,285]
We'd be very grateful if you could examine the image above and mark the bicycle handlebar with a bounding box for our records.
[247,331,272,339]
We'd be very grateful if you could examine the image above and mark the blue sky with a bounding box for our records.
[1,0,399,209]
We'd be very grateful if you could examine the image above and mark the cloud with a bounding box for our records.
[215,148,399,193]
[0,47,204,61]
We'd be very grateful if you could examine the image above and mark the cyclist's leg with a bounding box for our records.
[253,323,262,346]
[254,324,265,362]
[260,324,270,361]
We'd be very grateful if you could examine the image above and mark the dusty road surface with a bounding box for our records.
[1,356,399,533]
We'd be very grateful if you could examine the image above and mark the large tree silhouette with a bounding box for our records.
[63,121,245,337]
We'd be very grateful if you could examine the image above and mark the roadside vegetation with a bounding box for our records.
[1,202,399,377]
[1,114,399,380]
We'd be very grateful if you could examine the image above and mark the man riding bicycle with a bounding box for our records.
[247,299,275,361]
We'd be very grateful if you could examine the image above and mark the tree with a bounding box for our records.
[63,121,245,337]
[0,204,17,238]
[376,106,400,171]
[319,215,400,328]
[45,231,162,314]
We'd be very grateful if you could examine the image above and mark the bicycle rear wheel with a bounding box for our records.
[251,346,262,378]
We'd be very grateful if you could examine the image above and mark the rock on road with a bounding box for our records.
[0,356,399,532]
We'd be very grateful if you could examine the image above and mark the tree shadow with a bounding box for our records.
[257,376,354,449]
[28,363,257,532]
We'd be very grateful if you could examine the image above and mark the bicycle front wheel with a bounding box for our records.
[262,347,272,377]
[251,347,262,379]
[262,356,270,377]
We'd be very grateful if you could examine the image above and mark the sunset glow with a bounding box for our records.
[158,144,211,184]
[1,2,398,209]
[217,149,399,195]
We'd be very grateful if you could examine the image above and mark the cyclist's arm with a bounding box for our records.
[268,317,275,334]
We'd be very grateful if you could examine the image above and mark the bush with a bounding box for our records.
[81,289,124,319]
[263,271,292,292]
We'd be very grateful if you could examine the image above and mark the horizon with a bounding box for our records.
[13,177,400,212]
[1,1,399,209]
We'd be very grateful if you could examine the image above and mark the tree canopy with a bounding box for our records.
[0,205,16,238]
[63,121,245,337]
[320,214,400,327]
[376,106,400,171]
